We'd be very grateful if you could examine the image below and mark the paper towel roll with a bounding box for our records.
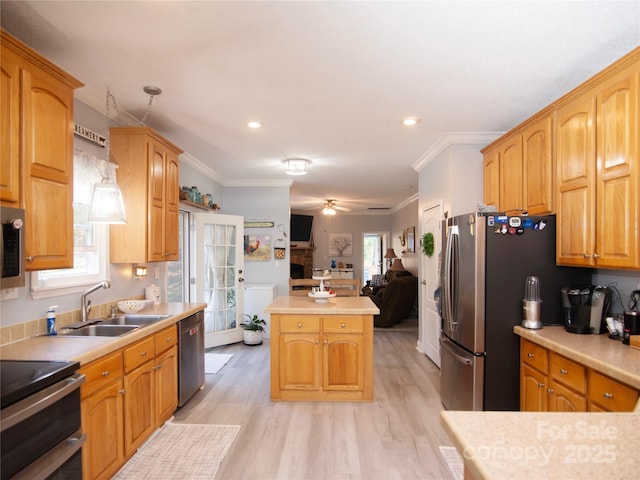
[145,285,161,305]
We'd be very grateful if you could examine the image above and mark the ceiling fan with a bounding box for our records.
[320,199,350,216]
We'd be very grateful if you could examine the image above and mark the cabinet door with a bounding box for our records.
[279,333,321,391]
[520,363,547,411]
[483,147,500,209]
[82,380,124,480]
[594,68,639,269]
[147,140,166,262]
[0,51,20,206]
[499,136,524,213]
[22,65,74,270]
[124,361,155,457]
[164,149,180,261]
[523,116,554,214]
[323,334,364,391]
[556,94,597,266]
[548,380,587,412]
[155,345,178,427]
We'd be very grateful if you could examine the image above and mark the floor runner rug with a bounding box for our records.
[205,353,233,374]
[113,422,240,479]
[439,445,464,480]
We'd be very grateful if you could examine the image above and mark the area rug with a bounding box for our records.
[439,445,464,480]
[205,353,233,374]
[113,422,240,479]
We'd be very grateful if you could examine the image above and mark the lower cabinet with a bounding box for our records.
[81,325,179,480]
[271,314,372,401]
[520,338,639,412]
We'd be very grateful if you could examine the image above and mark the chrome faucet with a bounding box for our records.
[81,281,111,322]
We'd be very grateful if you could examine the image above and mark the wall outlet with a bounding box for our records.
[1,288,18,300]
[154,267,160,280]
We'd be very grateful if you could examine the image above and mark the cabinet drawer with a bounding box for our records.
[80,351,123,398]
[550,352,586,394]
[521,339,548,373]
[323,316,364,333]
[124,336,155,372]
[155,325,177,355]
[280,316,320,333]
[589,370,640,412]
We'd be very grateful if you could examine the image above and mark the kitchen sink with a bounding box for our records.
[98,314,170,326]
[59,324,139,337]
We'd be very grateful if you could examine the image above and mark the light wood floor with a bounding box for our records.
[174,329,454,479]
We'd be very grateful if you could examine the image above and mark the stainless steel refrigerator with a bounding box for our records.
[439,213,591,411]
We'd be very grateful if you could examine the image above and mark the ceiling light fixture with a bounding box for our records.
[247,121,262,129]
[283,158,310,176]
[322,205,336,216]
[402,117,420,126]
[89,159,127,224]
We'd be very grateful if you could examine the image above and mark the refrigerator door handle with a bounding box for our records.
[440,336,471,365]
[443,225,459,331]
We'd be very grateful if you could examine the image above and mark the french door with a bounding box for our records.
[192,212,245,348]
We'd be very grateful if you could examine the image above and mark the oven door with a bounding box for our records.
[439,335,484,411]
[1,373,85,480]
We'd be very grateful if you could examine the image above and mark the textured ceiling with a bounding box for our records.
[2,1,639,213]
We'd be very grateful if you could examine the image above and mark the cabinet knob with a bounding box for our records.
[603,392,614,399]
[527,353,534,358]
[153,365,161,370]
[583,253,592,259]
[341,323,346,328]
[593,253,600,259]
[547,388,554,394]
[119,389,125,395]
[297,323,302,328]
[324,340,328,344]
[140,351,147,356]
[559,369,568,375]
[101,371,110,376]
[315,340,320,344]
[26,256,33,262]
[166,337,172,342]
[538,382,545,388]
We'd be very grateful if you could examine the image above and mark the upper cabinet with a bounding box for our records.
[556,66,639,269]
[482,115,554,216]
[1,30,83,270]
[483,46,639,270]
[109,127,183,264]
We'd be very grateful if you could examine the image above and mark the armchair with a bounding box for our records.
[368,274,418,327]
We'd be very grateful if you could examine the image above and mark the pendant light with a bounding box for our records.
[89,156,127,224]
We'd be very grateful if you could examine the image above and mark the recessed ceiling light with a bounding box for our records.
[402,117,420,126]
[247,121,262,129]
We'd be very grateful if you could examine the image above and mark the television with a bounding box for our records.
[290,214,314,242]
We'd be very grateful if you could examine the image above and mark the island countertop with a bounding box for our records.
[441,410,639,480]
[264,295,379,315]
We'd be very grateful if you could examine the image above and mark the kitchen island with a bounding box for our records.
[265,295,379,402]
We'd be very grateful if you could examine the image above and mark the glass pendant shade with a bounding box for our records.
[322,206,336,215]
[284,158,310,175]
[89,182,127,224]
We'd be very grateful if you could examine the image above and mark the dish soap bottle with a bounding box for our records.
[47,305,58,335]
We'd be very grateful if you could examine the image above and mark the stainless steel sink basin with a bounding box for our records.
[98,314,170,326]
[59,324,139,337]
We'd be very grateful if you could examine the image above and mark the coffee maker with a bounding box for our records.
[561,286,611,334]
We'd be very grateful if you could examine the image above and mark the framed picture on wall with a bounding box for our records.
[328,233,353,256]
[406,227,415,253]
[244,234,271,261]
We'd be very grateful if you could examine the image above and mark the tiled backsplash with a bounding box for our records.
[0,296,143,346]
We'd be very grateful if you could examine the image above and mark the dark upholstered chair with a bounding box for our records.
[368,275,418,327]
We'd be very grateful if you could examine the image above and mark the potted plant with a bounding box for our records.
[240,314,267,346]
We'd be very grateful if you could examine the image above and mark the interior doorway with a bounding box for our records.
[362,232,389,283]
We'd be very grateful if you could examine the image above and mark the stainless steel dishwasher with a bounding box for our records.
[178,310,205,406]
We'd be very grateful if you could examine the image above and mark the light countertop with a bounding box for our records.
[0,303,206,365]
[514,325,640,390]
[441,410,639,480]
[264,295,379,315]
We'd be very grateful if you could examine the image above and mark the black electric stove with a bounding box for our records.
[0,359,80,409]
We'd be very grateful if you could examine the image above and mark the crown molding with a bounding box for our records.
[179,152,226,185]
[224,179,294,188]
[412,132,504,172]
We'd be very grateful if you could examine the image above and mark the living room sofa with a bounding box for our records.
[366,273,418,328]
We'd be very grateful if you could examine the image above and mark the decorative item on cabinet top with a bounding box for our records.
[179,186,220,211]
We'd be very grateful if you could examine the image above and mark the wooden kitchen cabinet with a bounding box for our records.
[588,370,640,412]
[556,65,639,269]
[520,339,549,411]
[522,115,554,214]
[271,313,373,401]
[482,146,500,210]
[547,352,587,412]
[1,30,82,270]
[80,352,124,480]
[154,325,178,427]
[109,127,183,263]
[499,135,524,214]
